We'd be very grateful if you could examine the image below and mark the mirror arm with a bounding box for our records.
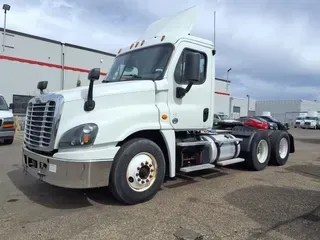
[176,81,194,99]
[84,80,95,111]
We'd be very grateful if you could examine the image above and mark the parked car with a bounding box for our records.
[213,113,243,129]
[0,94,15,144]
[256,115,289,130]
[236,117,269,130]
[253,116,278,130]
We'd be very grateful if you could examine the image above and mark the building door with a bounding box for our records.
[233,106,240,119]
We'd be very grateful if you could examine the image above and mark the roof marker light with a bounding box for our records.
[161,35,165,41]
[141,40,145,46]
[130,43,134,49]
[135,42,140,48]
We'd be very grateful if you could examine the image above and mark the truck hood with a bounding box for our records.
[0,110,13,118]
[54,80,155,103]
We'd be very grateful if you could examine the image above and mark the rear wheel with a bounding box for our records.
[242,131,271,171]
[109,138,166,205]
[269,131,290,166]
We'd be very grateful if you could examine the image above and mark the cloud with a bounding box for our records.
[1,0,319,101]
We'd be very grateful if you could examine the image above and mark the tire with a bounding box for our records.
[4,138,14,145]
[109,138,166,205]
[269,131,290,166]
[242,131,271,171]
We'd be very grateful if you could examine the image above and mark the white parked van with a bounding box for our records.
[0,94,15,144]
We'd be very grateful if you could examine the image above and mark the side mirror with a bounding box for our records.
[84,68,101,111]
[184,52,201,83]
[37,81,48,94]
[176,52,201,99]
[88,68,101,81]
[9,103,13,109]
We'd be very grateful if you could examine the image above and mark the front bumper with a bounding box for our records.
[0,128,15,139]
[22,147,114,189]
[302,124,315,129]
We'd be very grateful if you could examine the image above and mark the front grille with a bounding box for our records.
[0,119,2,127]
[305,122,310,126]
[24,101,56,149]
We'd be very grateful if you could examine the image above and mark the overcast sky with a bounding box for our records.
[1,0,319,101]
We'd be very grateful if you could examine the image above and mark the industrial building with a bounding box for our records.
[255,100,320,124]
[0,27,253,121]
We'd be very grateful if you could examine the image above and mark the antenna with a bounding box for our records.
[213,10,216,48]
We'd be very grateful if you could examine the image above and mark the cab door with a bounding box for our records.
[166,41,213,130]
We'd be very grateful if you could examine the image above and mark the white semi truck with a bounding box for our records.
[294,113,307,128]
[22,6,295,205]
[301,111,320,129]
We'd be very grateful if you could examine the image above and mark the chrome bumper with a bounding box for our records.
[0,129,15,139]
[22,147,113,189]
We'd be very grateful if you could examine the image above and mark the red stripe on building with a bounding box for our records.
[215,91,230,96]
[0,55,107,76]
[0,55,230,96]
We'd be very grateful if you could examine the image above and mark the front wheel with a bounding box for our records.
[109,138,166,205]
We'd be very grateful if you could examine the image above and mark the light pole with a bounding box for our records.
[246,94,250,116]
[227,68,232,81]
[2,3,11,52]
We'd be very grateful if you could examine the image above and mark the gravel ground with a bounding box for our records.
[0,128,319,240]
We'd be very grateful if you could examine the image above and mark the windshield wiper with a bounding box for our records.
[122,74,142,79]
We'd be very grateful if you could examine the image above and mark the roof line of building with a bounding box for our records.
[0,27,116,57]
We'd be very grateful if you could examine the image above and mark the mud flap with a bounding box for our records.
[287,132,295,153]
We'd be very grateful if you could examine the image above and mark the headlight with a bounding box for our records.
[3,117,14,123]
[59,123,98,148]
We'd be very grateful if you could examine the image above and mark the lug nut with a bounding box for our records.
[138,178,141,182]
[145,161,148,165]
[146,179,149,183]
[141,181,145,184]
[149,164,152,167]
[136,173,139,176]
[137,167,140,170]
[128,177,134,183]
[150,175,153,178]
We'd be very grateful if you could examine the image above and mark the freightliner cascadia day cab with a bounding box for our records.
[22,6,295,205]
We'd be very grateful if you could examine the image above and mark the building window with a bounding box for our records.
[233,106,241,113]
[174,48,207,85]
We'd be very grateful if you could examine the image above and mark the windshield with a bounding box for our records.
[0,96,9,111]
[103,44,173,82]
[255,117,267,122]
[305,116,317,120]
[296,117,303,120]
[219,114,229,120]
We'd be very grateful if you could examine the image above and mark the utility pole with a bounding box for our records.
[246,94,250,116]
[2,4,11,52]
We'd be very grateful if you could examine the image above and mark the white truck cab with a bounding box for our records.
[22,6,295,204]
[294,113,307,128]
[301,111,319,129]
[0,94,15,144]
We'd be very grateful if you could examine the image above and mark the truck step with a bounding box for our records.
[176,141,211,147]
[216,158,245,166]
[180,163,215,173]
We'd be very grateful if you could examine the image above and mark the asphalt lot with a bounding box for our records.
[0,129,319,240]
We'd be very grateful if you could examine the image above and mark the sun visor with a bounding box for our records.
[137,5,201,41]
